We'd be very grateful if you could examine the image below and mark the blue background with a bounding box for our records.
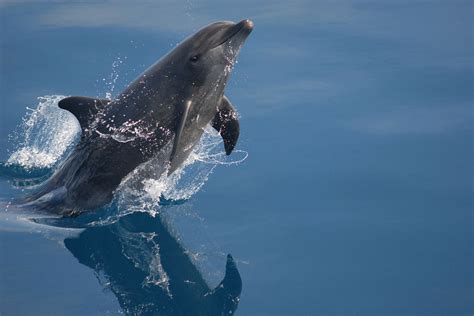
[0,1,472,315]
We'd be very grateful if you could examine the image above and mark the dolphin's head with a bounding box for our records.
[179,19,253,81]
[157,19,254,105]
[183,19,253,65]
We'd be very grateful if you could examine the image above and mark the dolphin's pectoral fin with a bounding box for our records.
[212,96,240,155]
[206,254,242,314]
[58,96,110,131]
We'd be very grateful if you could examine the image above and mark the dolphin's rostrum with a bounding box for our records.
[24,20,254,215]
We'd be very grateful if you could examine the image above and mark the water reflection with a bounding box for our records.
[64,212,242,316]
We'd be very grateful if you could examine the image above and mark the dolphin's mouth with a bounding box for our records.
[213,19,254,48]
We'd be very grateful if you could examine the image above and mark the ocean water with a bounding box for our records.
[0,1,472,316]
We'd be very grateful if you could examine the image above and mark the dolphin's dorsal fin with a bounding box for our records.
[58,96,110,131]
[212,96,240,155]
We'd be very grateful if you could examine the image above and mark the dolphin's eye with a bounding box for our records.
[190,55,199,62]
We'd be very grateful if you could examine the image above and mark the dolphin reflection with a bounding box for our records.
[64,212,242,315]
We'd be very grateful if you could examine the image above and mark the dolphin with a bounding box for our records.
[23,20,253,215]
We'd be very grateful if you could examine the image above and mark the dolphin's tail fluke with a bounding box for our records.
[207,254,242,315]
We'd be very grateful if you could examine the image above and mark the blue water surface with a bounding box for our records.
[0,1,472,315]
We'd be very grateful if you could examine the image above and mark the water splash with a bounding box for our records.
[6,95,80,170]
[102,56,126,100]
[118,128,246,207]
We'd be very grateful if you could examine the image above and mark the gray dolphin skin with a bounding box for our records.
[24,19,253,215]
